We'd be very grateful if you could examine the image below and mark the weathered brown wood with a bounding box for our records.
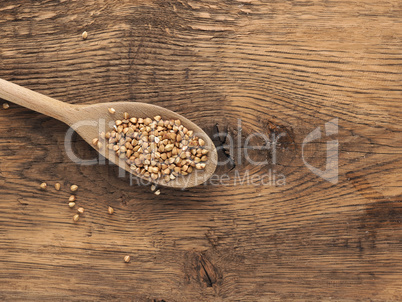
[0,0,401,301]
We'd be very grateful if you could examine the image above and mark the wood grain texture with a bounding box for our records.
[0,0,401,301]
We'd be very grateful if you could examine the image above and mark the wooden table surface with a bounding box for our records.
[0,1,401,301]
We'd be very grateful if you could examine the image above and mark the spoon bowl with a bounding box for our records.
[0,79,217,188]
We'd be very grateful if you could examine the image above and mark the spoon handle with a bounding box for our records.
[0,78,75,124]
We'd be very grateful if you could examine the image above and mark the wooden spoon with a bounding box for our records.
[0,78,218,188]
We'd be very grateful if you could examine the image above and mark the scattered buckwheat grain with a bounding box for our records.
[82,31,87,40]
[70,185,78,192]
[108,206,114,215]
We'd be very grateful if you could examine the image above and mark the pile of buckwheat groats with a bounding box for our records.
[92,110,208,183]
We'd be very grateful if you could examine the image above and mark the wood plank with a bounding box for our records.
[0,0,401,301]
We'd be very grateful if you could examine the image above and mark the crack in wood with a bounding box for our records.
[213,123,236,172]
[199,260,214,287]
[184,250,221,288]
